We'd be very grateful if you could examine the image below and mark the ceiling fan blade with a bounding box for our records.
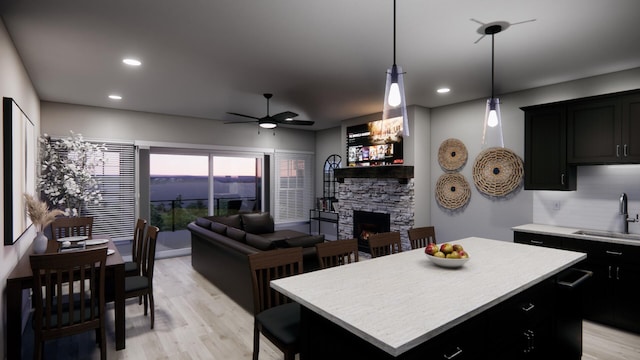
[272,111,299,121]
[227,112,260,120]
[281,119,314,126]
[224,120,258,124]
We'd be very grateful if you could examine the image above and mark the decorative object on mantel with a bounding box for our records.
[24,193,65,253]
[472,147,523,197]
[435,173,471,210]
[438,138,468,172]
[38,131,106,216]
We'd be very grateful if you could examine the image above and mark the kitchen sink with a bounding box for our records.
[573,229,640,241]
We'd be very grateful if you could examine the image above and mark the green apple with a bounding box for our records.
[446,251,461,259]
[452,244,464,252]
[458,250,469,258]
[434,251,445,258]
[440,243,454,254]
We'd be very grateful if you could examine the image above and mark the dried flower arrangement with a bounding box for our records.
[24,193,65,232]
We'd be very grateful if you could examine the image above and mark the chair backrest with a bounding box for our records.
[315,239,359,269]
[50,216,94,241]
[141,225,160,281]
[368,231,402,258]
[132,218,148,267]
[407,226,436,249]
[30,247,107,336]
[248,247,303,315]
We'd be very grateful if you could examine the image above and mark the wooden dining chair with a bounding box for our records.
[407,226,436,249]
[50,216,94,241]
[125,218,147,277]
[30,247,108,360]
[124,225,159,329]
[249,247,304,360]
[315,239,359,269]
[368,231,402,258]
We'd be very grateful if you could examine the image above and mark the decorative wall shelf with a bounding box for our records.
[334,165,414,184]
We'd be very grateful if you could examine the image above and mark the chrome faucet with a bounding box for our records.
[619,193,638,234]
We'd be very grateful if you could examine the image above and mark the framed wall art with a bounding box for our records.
[3,97,36,245]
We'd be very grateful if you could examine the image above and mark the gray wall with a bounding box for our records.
[0,18,41,359]
[430,68,640,242]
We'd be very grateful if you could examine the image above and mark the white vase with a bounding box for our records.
[33,231,48,254]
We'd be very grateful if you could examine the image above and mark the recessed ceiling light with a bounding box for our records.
[437,88,451,94]
[108,94,122,100]
[122,58,141,66]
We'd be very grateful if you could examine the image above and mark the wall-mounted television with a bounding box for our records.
[346,116,403,167]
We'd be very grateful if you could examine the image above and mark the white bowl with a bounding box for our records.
[426,254,469,268]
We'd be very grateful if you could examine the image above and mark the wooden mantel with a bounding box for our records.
[334,165,414,184]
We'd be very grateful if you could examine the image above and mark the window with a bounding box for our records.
[274,152,314,223]
[85,142,135,240]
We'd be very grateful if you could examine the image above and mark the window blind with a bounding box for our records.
[274,152,314,223]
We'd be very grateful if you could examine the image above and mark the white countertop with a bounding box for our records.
[512,223,640,246]
[271,237,586,356]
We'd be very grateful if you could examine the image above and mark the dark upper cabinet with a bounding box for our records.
[622,92,640,161]
[523,104,576,190]
[567,97,621,163]
[567,91,640,164]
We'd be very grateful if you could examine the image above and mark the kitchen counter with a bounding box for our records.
[512,223,640,247]
[271,237,586,357]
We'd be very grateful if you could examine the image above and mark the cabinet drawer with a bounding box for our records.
[562,237,640,264]
[514,232,563,248]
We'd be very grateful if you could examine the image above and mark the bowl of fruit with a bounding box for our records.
[424,243,469,268]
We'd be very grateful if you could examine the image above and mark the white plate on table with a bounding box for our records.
[78,238,109,246]
[56,235,88,242]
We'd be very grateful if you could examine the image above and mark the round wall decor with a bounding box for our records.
[435,173,471,210]
[438,138,468,171]
[472,147,524,197]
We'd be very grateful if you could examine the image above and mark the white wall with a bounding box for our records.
[0,18,41,359]
[430,68,640,243]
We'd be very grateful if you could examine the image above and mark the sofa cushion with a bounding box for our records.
[208,214,242,229]
[195,217,213,229]
[226,227,247,243]
[284,235,325,248]
[210,221,227,235]
[246,233,276,251]
[241,212,274,234]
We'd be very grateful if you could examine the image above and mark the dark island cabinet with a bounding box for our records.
[523,104,576,190]
[515,231,640,334]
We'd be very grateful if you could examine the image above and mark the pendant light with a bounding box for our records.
[382,0,409,136]
[481,24,504,148]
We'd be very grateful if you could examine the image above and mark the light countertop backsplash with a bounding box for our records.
[533,164,640,234]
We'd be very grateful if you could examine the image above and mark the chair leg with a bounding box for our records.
[138,295,142,305]
[253,325,260,360]
[100,327,107,360]
[149,292,155,329]
[143,293,148,316]
[34,336,43,360]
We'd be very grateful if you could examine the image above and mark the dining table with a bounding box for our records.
[5,235,126,359]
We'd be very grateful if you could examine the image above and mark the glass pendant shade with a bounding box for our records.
[383,64,409,136]
[482,97,504,148]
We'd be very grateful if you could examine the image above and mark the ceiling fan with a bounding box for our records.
[225,93,314,129]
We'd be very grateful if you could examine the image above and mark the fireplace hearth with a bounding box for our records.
[353,210,390,253]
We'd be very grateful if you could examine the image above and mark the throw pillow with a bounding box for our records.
[246,233,276,251]
[240,212,274,234]
[226,227,247,243]
[195,217,212,229]
[210,221,227,235]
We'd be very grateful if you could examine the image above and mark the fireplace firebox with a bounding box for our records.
[353,210,391,253]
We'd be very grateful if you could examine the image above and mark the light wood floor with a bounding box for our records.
[22,255,640,359]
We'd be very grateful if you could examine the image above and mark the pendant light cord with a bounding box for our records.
[393,0,396,65]
[491,33,495,99]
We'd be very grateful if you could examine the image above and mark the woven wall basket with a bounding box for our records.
[438,138,468,171]
[435,172,471,210]
[472,147,524,197]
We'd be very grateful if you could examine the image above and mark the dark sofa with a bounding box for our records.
[187,212,323,312]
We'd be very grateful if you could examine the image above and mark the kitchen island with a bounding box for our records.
[271,237,588,359]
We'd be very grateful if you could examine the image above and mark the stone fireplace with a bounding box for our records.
[335,166,415,251]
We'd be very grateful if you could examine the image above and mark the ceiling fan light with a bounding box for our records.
[259,122,277,129]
